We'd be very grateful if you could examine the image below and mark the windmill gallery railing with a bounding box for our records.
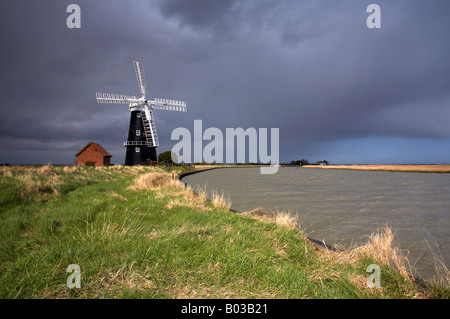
[123,141,150,146]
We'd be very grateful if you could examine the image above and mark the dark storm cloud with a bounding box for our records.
[155,0,450,139]
[0,0,449,164]
[157,0,242,34]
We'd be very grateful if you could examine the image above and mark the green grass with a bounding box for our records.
[0,165,445,298]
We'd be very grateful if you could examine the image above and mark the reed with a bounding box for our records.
[305,164,450,173]
[210,190,232,210]
[425,240,450,290]
[354,225,413,280]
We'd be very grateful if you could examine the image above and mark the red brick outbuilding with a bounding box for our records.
[75,142,112,166]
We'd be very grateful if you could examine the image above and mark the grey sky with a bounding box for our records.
[0,0,449,164]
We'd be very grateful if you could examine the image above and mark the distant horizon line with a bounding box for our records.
[1,162,449,166]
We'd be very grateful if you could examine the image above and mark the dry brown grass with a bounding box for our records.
[14,169,61,198]
[242,208,300,230]
[354,226,413,279]
[425,240,450,287]
[128,172,182,191]
[94,263,156,296]
[108,165,165,175]
[305,164,450,173]
[1,165,54,177]
[274,212,300,229]
[38,164,56,177]
[15,173,43,194]
[0,166,25,176]
[107,191,128,202]
[128,171,232,212]
[210,190,232,210]
[171,183,232,210]
[307,225,415,285]
[164,189,211,212]
[62,166,78,173]
[0,165,62,200]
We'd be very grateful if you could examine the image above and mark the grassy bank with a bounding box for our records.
[0,165,447,298]
[303,164,450,173]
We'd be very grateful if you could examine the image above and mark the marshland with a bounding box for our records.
[0,164,448,298]
[303,164,450,173]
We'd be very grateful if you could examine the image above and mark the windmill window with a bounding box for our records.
[135,147,140,153]
[136,113,141,118]
[136,130,141,136]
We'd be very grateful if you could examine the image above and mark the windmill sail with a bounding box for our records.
[133,61,147,97]
[96,92,135,104]
[152,98,187,112]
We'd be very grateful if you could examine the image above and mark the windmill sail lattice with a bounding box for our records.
[95,61,187,165]
[134,61,147,97]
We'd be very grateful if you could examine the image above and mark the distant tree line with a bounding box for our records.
[157,151,330,167]
[287,159,329,166]
[289,159,310,166]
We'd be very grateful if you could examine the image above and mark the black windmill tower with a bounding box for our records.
[96,61,187,165]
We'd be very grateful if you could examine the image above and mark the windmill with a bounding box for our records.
[96,61,187,165]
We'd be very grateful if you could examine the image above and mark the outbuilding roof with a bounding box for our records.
[75,142,112,158]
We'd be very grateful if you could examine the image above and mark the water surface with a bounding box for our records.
[182,167,450,280]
